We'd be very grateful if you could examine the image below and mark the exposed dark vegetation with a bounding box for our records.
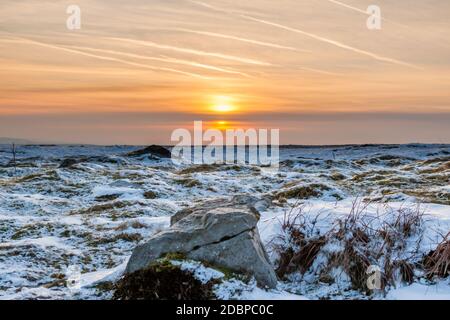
[113,260,217,300]
[95,194,120,202]
[174,178,202,188]
[178,164,220,174]
[275,183,331,200]
[143,190,157,199]
[88,232,143,246]
[73,200,135,215]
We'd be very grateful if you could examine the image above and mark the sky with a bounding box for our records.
[0,0,449,145]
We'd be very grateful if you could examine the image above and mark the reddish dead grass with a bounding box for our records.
[423,231,450,279]
[271,199,445,295]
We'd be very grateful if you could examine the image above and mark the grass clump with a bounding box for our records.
[16,170,60,183]
[143,191,157,199]
[75,200,134,215]
[95,194,120,202]
[178,164,219,175]
[418,161,450,174]
[271,199,431,295]
[275,183,330,200]
[351,170,392,182]
[405,190,450,206]
[422,232,450,279]
[174,178,202,188]
[115,221,147,231]
[89,233,143,246]
[330,172,346,181]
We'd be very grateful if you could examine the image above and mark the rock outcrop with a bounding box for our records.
[126,145,171,158]
[59,158,80,168]
[125,195,277,288]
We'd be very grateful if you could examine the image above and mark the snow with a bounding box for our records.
[0,236,82,255]
[92,185,142,199]
[213,278,307,300]
[0,143,448,300]
[0,287,68,300]
[386,280,450,300]
[239,287,308,300]
[171,260,225,284]
[79,261,127,287]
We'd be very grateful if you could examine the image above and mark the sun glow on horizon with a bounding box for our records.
[202,120,234,131]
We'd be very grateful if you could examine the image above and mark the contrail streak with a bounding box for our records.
[189,0,420,69]
[5,37,212,79]
[240,14,420,69]
[65,45,251,77]
[325,0,369,15]
[323,0,398,24]
[169,27,310,53]
[0,64,138,75]
[106,37,273,66]
[296,66,343,76]
[323,0,413,30]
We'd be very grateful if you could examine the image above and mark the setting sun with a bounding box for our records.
[212,105,235,113]
[209,95,237,113]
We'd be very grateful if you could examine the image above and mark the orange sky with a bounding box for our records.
[0,0,449,144]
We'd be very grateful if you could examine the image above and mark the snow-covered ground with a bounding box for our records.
[0,144,448,300]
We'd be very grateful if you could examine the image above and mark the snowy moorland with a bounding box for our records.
[0,143,449,300]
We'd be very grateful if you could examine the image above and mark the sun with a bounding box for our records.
[209,95,237,113]
[212,104,235,113]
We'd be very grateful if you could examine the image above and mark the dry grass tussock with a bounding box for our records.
[271,199,446,295]
[422,231,450,279]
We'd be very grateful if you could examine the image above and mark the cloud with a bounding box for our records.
[3,37,212,79]
[1,111,448,145]
[323,0,408,29]
[324,0,369,15]
[65,44,251,77]
[169,27,310,53]
[106,37,273,66]
[189,0,421,69]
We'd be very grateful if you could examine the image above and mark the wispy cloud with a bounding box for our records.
[240,14,421,69]
[169,27,310,53]
[0,63,140,75]
[3,37,212,79]
[106,37,273,66]
[295,66,343,76]
[324,0,414,30]
[65,44,251,77]
[167,28,344,76]
[324,0,369,15]
[189,0,421,69]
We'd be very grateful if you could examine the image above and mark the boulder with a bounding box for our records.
[169,195,270,225]
[59,157,83,168]
[126,145,171,158]
[125,195,277,288]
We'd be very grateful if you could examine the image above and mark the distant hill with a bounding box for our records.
[0,137,35,145]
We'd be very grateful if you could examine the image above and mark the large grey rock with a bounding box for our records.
[125,196,277,288]
[170,195,270,225]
